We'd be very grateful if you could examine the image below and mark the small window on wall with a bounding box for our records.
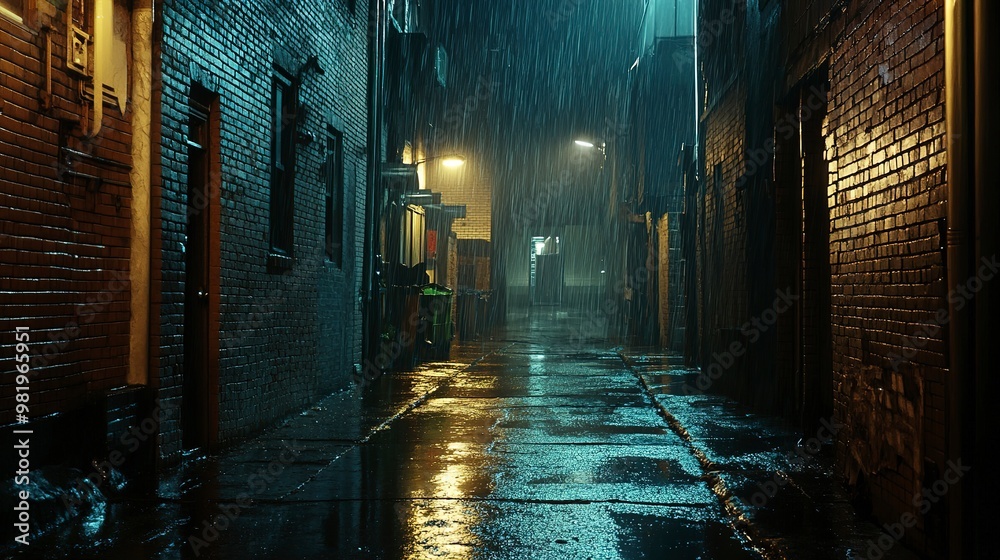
[0,0,24,21]
[325,126,345,266]
[269,71,297,260]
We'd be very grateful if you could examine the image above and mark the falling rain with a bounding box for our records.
[1,0,998,558]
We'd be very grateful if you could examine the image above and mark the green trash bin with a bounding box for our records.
[419,283,454,360]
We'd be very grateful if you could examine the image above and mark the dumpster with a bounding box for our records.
[419,283,454,360]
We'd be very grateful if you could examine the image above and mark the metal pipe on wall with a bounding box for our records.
[972,0,998,556]
[944,0,974,556]
[128,0,154,385]
[362,0,388,366]
[88,0,112,138]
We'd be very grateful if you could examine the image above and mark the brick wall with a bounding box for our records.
[657,213,670,347]
[155,0,369,457]
[696,0,950,552]
[700,83,749,372]
[826,1,948,551]
[1,1,133,421]
[429,161,492,242]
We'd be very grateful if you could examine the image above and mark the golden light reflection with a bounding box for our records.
[400,441,483,558]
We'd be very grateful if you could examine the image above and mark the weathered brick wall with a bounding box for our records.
[1,2,132,421]
[700,83,749,364]
[696,0,949,550]
[826,0,947,550]
[430,162,492,242]
[699,0,948,551]
[155,0,369,457]
[698,0,752,373]
[657,213,670,347]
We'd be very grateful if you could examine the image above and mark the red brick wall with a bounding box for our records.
[827,1,948,551]
[698,0,949,552]
[1,2,133,421]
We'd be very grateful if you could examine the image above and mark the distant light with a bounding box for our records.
[441,156,465,168]
[600,270,606,274]
[574,140,595,148]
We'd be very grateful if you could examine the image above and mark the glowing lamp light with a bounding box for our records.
[574,140,595,148]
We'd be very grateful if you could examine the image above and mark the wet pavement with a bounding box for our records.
[9,308,920,559]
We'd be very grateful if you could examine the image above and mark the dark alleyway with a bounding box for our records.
[4,0,1000,557]
[12,310,917,560]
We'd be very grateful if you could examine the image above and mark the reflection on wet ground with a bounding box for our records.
[10,308,917,559]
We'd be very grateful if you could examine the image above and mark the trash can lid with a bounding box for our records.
[420,283,454,296]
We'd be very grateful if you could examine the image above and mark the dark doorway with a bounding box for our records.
[772,68,834,431]
[797,69,834,434]
[183,87,219,451]
[530,235,563,306]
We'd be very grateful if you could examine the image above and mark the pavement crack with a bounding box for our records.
[617,349,789,560]
[144,496,717,507]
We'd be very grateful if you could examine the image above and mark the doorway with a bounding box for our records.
[530,235,563,306]
[772,67,833,430]
[183,87,220,451]
[797,69,833,433]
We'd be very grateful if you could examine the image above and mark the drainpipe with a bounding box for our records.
[128,0,153,385]
[944,0,973,557]
[972,0,996,556]
[88,0,112,137]
[362,0,386,365]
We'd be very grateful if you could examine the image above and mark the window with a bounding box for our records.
[0,0,23,21]
[325,127,345,266]
[269,72,296,258]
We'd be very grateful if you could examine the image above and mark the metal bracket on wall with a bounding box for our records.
[61,170,130,193]
[61,146,133,171]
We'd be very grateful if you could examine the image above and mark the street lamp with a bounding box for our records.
[414,154,466,167]
[573,139,607,168]
[574,139,606,152]
[412,153,465,192]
